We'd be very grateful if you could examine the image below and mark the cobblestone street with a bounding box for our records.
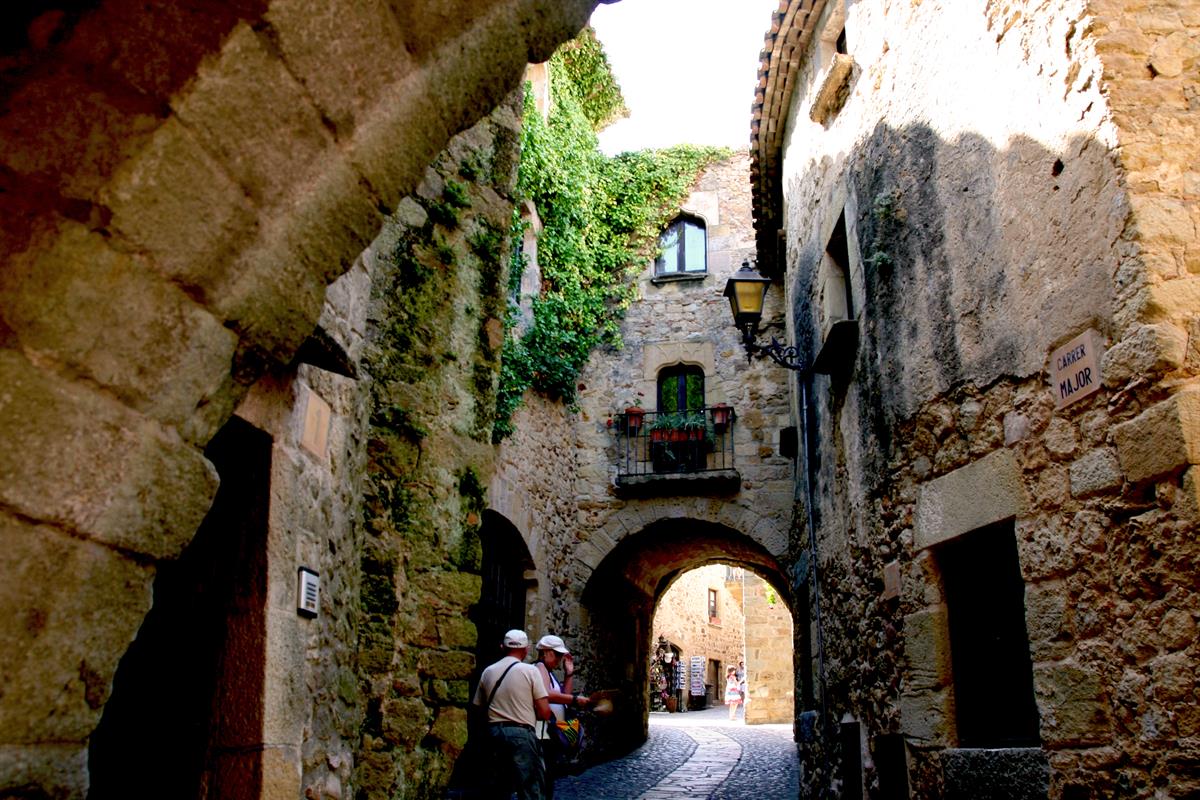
[556,706,799,800]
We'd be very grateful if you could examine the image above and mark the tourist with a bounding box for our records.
[534,634,594,797]
[472,629,552,799]
[724,665,743,721]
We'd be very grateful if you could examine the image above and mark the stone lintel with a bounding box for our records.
[914,449,1026,550]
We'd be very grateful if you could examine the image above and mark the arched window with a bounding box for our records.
[655,215,707,275]
[657,364,705,413]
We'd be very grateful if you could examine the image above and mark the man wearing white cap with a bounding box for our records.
[472,629,552,799]
[534,634,593,798]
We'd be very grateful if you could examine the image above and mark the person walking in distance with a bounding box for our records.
[533,634,594,797]
[472,630,552,799]
[724,665,743,721]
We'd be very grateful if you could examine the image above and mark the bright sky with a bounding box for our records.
[589,0,781,155]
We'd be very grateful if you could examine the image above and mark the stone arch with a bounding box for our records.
[578,517,792,759]
[0,1,599,792]
[574,497,790,581]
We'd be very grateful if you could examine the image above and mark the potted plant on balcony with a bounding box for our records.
[623,396,645,434]
[648,411,712,472]
[710,403,734,433]
[648,411,707,442]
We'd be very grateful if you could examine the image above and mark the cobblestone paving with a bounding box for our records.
[555,707,799,800]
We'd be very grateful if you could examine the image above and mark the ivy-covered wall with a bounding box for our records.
[495,30,729,439]
[352,90,524,800]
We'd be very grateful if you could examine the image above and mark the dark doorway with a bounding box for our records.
[88,416,271,799]
[471,511,533,667]
[936,520,1040,747]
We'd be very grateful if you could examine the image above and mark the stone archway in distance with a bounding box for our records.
[580,518,794,759]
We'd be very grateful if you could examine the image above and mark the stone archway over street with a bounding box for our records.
[579,518,793,760]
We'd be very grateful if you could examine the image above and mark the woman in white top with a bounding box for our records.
[534,634,594,798]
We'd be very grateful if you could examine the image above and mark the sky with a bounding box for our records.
[589,0,781,155]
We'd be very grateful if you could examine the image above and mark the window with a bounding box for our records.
[819,211,854,328]
[937,520,1040,747]
[707,588,719,622]
[657,365,705,413]
[655,215,707,275]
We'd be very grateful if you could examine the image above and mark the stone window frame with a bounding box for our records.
[707,587,720,624]
[654,213,708,279]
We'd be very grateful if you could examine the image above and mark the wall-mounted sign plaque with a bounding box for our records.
[1050,329,1103,409]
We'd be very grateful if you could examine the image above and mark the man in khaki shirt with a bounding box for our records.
[472,629,551,799]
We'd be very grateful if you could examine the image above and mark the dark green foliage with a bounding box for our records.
[373,405,429,441]
[553,27,628,129]
[492,32,728,441]
[443,180,471,209]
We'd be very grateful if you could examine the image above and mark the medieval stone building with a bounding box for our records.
[489,149,798,754]
[751,0,1199,797]
[1,0,1197,798]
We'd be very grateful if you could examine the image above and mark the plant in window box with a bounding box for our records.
[648,411,708,443]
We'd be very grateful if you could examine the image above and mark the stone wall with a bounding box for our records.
[755,0,1199,797]
[742,574,794,725]
[350,91,525,800]
[491,391,582,643]
[0,1,602,794]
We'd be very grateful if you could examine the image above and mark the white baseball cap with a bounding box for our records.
[502,629,530,648]
[536,634,569,654]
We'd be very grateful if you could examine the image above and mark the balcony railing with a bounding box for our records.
[614,407,739,494]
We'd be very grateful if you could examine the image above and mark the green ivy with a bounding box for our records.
[493,31,729,441]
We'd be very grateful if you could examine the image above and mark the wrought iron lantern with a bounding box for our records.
[722,259,805,370]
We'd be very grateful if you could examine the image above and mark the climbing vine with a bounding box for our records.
[493,30,729,441]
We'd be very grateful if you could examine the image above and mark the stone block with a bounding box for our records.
[209,154,383,363]
[1128,277,1200,325]
[101,117,257,290]
[262,608,306,745]
[1025,582,1071,661]
[429,706,469,753]
[261,745,303,800]
[266,0,414,137]
[1130,195,1195,248]
[381,696,430,748]
[0,514,154,742]
[0,744,88,799]
[941,747,1049,800]
[1042,418,1079,460]
[899,687,954,746]
[417,572,482,612]
[882,560,902,600]
[0,61,161,200]
[0,223,238,426]
[1101,323,1188,386]
[1113,387,1200,483]
[173,24,334,207]
[902,607,952,691]
[915,449,1026,550]
[1033,662,1113,747]
[1177,466,1200,522]
[416,649,474,681]
[0,350,219,558]
[347,68,462,213]
[1069,448,1124,497]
